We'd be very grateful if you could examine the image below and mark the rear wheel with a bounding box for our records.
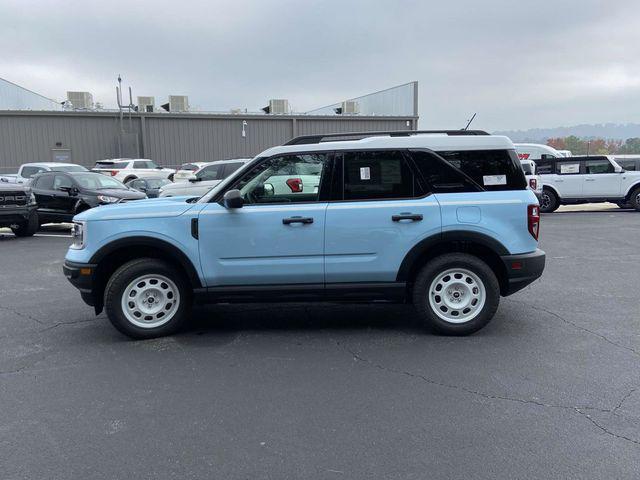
[11,211,39,237]
[123,176,137,183]
[540,188,559,213]
[630,187,640,212]
[104,258,191,339]
[413,253,500,335]
[615,201,631,209]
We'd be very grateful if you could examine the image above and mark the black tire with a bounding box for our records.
[11,211,39,237]
[539,188,559,213]
[413,253,500,336]
[615,201,631,209]
[104,258,192,339]
[123,176,137,183]
[630,187,640,212]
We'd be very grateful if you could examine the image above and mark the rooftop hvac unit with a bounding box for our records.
[169,95,189,112]
[66,91,94,110]
[335,100,359,115]
[137,96,155,113]
[262,99,289,114]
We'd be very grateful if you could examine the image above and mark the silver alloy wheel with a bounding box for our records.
[120,274,180,328]
[428,268,486,324]
[635,192,640,205]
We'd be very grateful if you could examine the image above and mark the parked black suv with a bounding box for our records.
[31,171,146,223]
[0,183,39,236]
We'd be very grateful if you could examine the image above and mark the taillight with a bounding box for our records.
[286,178,303,193]
[529,178,537,190]
[528,204,540,240]
[108,170,119,176]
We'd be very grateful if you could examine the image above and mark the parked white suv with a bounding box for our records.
[159,159,250,197]
[535,156,640,212]
[92,159,173,183]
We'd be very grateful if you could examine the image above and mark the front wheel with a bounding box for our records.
[413,253,500,335]
[11,211,39,237]
[539,189,559,213]
[104,258,191,339]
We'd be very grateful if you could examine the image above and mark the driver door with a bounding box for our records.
[197,153,331,287]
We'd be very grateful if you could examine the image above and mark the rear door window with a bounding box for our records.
[411,151,480,193]
[436,149,527,191]
[586,159,614,174]
[341,151,424,200]
[221,162,245,178]
[198,164,224,181]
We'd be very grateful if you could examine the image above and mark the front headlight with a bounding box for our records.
[70,221,86,249]
[97,195,119,204]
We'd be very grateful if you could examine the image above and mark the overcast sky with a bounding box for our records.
[2,0,639,131]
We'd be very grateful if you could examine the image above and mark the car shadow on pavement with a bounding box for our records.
[187,303,424,336]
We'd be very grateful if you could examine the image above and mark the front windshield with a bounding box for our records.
[147,178,171,188]
[72,173,127,190]
[51,165,88,172]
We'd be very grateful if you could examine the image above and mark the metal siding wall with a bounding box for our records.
[0,113,417,173]
[0,115,125,172]
[144,117,293,165]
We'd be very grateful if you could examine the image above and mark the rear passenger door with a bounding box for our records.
[324,150,441,284]
[584,158,622,196]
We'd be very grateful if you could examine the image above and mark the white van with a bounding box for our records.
[514,143,563,161]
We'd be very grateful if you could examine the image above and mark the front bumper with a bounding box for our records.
[0,204,37,227]
[500,249,545,296]
[63,260,98,307]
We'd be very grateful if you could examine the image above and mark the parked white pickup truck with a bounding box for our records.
[0,162,87,184]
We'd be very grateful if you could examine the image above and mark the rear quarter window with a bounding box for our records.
[436,149,527,191]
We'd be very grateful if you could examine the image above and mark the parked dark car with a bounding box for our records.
[125,177,171,198]
[31,171,146,224]
[0,183,39,236]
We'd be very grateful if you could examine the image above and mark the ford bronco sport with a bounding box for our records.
[63,130,545,339]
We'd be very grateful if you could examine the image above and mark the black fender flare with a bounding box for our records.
[396,231,509,282]
[542,184,560,200]
[89,236,203,288]
[625,182,640,201]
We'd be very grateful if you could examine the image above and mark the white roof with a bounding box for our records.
[260,134,514,158]
[23,162,79,167]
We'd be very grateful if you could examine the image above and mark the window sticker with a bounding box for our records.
[360,167,371,180]
[482,175,507,186]
[560,163,579,174]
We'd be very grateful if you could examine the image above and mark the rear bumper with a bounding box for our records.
[63,260,98,306]
[500,249,545,296]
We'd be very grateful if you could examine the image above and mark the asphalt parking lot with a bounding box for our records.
[1,207,639,479]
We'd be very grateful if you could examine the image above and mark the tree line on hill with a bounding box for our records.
[546,137,640,155]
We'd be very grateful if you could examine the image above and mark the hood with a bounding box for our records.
[0,183,30,193]
[85,188,146,200]
[75,195,198,222]
[161,179,222,192]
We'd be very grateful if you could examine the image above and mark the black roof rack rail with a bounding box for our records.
[284,129,490,146]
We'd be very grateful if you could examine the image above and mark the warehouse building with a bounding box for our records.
[0,80,418,173]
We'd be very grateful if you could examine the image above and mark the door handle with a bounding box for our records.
[392,213,423,222]
[282,216,314,225]
[585,178,595,181]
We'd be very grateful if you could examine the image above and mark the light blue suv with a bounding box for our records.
[63,130,545,339]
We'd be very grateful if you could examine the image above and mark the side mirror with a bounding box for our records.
[139,186,148,192]
[263,183,274,196]
[223,189,243,209]
[188,176,202,183]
